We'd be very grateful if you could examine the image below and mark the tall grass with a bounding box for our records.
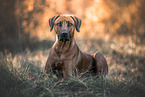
[0,50,145,97]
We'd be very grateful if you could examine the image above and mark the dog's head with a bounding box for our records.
[49,14,81,42]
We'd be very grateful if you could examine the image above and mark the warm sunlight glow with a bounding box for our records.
[15,0,145,44]
[95,0,100,3]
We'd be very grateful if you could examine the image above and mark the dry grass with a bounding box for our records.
[0,37,145,97]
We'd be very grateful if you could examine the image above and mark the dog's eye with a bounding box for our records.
[56,22,62,26]
[68,22,73,27]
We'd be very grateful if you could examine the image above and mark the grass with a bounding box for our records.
[0,39,145,97]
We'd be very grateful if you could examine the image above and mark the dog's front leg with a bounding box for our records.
[62,61,73,79]
[44,57,54,73]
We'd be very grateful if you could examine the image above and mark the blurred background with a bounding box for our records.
[0,0,145,52]
[0,0,145,74]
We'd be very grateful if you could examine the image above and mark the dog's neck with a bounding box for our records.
[54,35,76,56]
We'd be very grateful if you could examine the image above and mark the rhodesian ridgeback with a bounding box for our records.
[44,14,108,78]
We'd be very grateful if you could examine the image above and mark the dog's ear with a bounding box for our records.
[70,16,81,32]
[49,15,60,32]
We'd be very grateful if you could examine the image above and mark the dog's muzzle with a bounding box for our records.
[58,31,71,42]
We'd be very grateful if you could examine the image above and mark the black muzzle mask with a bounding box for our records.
[58,30,71,42]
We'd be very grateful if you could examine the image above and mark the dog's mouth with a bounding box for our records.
[58,33,71,42]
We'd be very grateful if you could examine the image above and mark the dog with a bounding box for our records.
[44,14,108,78]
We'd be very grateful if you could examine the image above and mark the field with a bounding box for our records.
[0,37,145,97]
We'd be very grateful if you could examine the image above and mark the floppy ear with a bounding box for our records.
[70,16,81,32]
[49,15,60,32]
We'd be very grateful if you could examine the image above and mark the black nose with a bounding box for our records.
[62,33,68,37]
[58,30,71,42]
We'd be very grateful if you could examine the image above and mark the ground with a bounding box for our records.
[0,37,145,97]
